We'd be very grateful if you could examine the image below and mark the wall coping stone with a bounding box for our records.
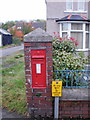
[24,28,52,42]
[61,88,90,101]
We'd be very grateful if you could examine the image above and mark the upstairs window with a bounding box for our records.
[66,0,73,11]
[78,0,85,11]
[65,0,86,13]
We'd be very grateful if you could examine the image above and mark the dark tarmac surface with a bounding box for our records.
[0,108,90,120]
[0,108,24,119]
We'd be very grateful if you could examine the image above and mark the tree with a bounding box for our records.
[0,21,16,30]
[9,27,16,36]
[34,19,46,23]
[21,22,34,35]
[15,31,24,38]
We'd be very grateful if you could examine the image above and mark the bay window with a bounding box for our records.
[71,23,83,30]
[86,33,89,48]
[62,23,68,30]
[60,22,90,50]
[71,32,83,49]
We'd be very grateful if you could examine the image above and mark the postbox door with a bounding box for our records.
[31,49,46,88]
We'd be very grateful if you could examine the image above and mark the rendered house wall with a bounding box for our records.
[46,0,89,35]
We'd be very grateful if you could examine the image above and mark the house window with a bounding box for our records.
[62,23,68,30]
[64,0,87,13]
[66,0,73,11]
[78,0,85,11]
[60,22,90,50]
[85,24,90,49]
[86,23,90,31]
[86,33,89,48]
[71,32,83,49]
[62,32,68,37]
[71,23,83,30]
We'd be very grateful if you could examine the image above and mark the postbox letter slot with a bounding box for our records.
[32,56,45,59]
[36,64,41,73]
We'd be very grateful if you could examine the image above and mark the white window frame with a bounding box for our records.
[64,0,87,13]
[78,0,85,11]
[85,23,90,49]
[0,34,2,47]
[66,0,73,11]
[59,21,90,51]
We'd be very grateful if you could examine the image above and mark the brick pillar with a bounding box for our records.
[24,28,53,118]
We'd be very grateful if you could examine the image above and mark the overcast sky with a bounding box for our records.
[0,0,46,23]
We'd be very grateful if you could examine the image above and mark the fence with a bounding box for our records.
[54,70,90,88]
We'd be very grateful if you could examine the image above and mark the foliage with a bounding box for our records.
[54,70,89,87]
[14,54,24,59]
[9,28,16,36]
[12,37,21,45]
[34,19,46,23]
[53,33,88,87]
[53,34,87,70]
[53,37,78,53]
[21,22,33,35]
[9,21,33,40]
[15,30,24,38]
[88,55,90,64]
[53,51,86,70]
[0,21,16,30]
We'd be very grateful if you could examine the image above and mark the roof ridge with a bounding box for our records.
[80,14,87,20]
[67,14,72,20]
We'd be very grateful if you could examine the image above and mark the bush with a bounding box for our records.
[53,35,78,53]
[53,35,88,86]
[53,51,86,70]
[12,37,21,45]
[53,35,87,70]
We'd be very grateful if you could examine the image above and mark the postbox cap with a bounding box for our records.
[24,28,52,42]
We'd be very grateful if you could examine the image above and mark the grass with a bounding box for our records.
[0,44,17,49]
[1,50,27,115]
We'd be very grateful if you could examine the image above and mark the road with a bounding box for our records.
[0,44,24,58]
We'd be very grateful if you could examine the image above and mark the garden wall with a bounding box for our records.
[59,88,90,119]
[59,100,89,118]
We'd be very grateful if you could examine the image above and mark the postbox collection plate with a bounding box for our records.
[36,64,41,73]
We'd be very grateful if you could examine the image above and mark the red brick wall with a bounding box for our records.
[59,100,90,119]
[24,42,53,118]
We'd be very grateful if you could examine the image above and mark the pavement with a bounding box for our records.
[0,107,25,119]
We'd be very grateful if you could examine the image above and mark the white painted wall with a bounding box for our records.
[0,35,2,47]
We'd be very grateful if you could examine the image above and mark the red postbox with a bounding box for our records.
[31,49,46,88]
